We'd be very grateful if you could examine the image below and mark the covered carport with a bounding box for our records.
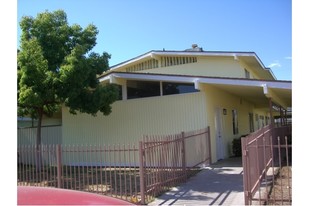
[194,77,292,127]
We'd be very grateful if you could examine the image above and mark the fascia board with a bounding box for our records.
[111,72,196,83]
[99,75,111,83]
[153,51,276,80]
[109,52,153,71]
[100,72,291,90]
[151,51,254,57]
[197,77,291,89]
[109,51,258,70]
[108,50,276,80]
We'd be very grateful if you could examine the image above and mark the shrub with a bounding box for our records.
[232,134,248,157]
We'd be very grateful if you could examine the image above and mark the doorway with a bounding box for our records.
[215,107,225,161]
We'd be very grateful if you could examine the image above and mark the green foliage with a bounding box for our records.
[18,10,119,144]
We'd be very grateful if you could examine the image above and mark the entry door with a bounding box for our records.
[215,107,224,160]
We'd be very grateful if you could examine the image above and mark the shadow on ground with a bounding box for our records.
[149,157,244,205]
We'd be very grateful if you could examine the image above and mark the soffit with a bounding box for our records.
[238,56,275,80]
[209,83,291,109]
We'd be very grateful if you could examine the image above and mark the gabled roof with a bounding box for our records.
[106,50,276,80]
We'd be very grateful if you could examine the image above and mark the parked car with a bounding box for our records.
[17,186,134,205]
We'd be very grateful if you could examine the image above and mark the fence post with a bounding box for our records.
[181,132,187,181]
[207,126,212,164]
[139,141,145,205]
[56,144,62,188]
[241,137,250,205]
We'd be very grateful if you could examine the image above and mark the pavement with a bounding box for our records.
[148,157,244,206]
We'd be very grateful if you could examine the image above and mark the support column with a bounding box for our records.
[122,83,127,100]
[268,98,274,127]
[279,107,283,126]
[284,109,288,125]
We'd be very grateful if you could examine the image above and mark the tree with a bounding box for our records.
[17,10,119,167]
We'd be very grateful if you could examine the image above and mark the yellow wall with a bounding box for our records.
[18,112,62,128]
[18,118,62,128]
[62,92,209,165]
[18,126,62,146]
[62,92,207,146]
[201,84,270,161]
[62,83,270,164]
[252,108,271,130]
[137,56,247,79]
[238,59,259,79]
[202,84,256,161]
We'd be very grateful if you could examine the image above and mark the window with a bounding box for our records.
[162,82,199,96]
[125,80,198,100]
[245,69,250,79]
[265,116,270,125]
[260,115,265,127]
[232,109,239,135]
[127,80,160,99]
[249,113,254,132]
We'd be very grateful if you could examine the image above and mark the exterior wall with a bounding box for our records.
[202,84,255,161]
[136,56,247,79]
[18,125,62,146]
[252,108,271,131]
[238,59,259,79]
[18,113,62,128]
[62,83,269,163]
[62,92,208,146]
[18,118,62,128]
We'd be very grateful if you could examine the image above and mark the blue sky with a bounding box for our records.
[17,0,292,80]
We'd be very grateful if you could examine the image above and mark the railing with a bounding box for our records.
[242,125,292,205]
[18,127,211,204]
[140,127,211,204]
[18,144,141,202]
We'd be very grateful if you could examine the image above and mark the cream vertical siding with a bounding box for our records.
[62,92,207,146]
[62,83,270,164]
[18,117,62,128]
[184,130,210,167]
[18,126,62,146]
[141,56,246,79]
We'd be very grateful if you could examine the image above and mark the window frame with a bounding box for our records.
[232,109,239,135]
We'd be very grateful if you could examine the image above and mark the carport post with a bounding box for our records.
[269,98,274,127]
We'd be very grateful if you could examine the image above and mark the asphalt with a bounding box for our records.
[148,157,244,206]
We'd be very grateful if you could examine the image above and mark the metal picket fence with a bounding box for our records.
[18,127,211,204]
[242,125,292,205]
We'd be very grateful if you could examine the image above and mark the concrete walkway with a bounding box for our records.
[148,157,244,205]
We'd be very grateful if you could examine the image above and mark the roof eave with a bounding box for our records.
[109,50,261,70]
[99,72,291,89]
[107,50,277,80]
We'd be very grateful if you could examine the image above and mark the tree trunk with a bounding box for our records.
[35,108,43,172]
